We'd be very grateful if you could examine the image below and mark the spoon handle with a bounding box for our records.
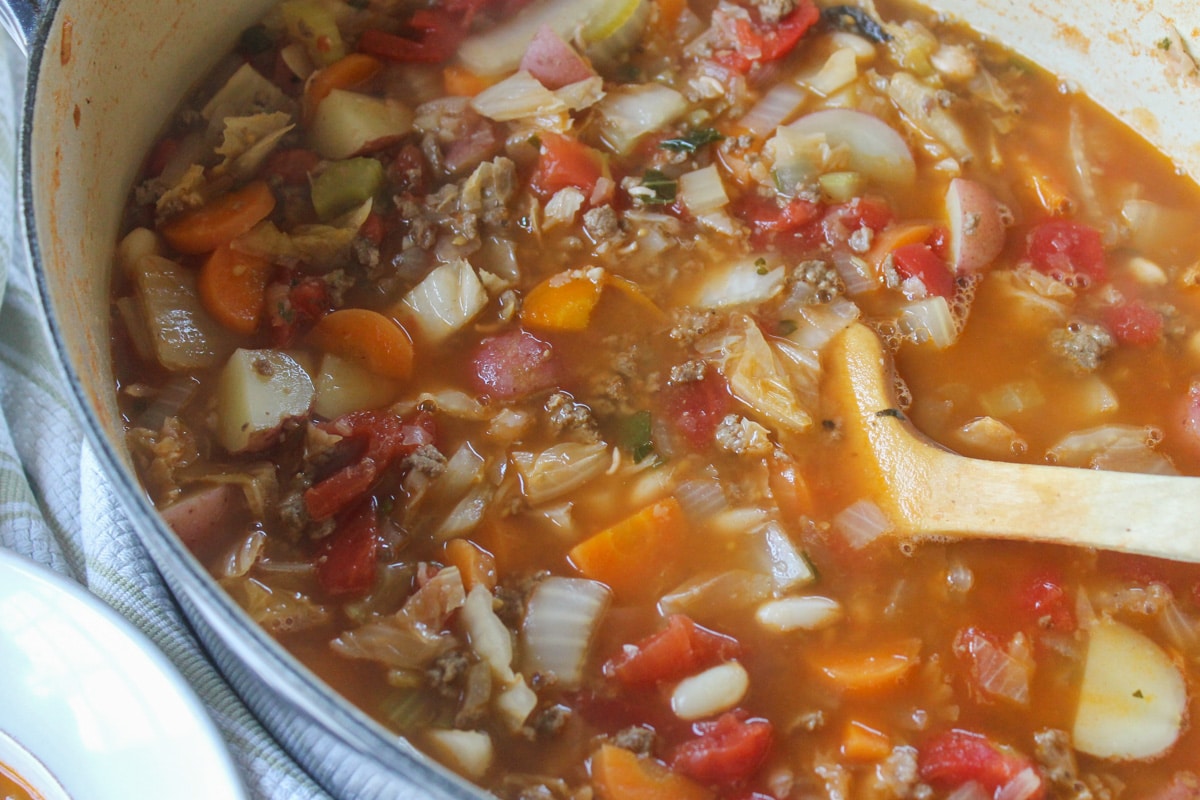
[915,447,1200,562]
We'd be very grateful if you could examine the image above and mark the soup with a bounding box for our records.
[0,761,42,800]
[112,0,1200,797]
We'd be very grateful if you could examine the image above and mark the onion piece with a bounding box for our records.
[833,499,892,549]
[596,83,688,155]
[802,47,859,97]
[1048,424,1176,475]
[690,254,786,309]
[470,70,567,122]
[887,71,972,162]
[659,570,773,619]
[678,164,730,216]
[398,258,490,344]
[424,730,494,781]
[996,769,1043,800]
[133,255,235,371]
[954,628,1032,707]
[462,584,516,684]
[521,577,611,688]
[761,521,816,591]
[512,442,610,505]
[779,108,916,188]
[898,296,958,349]
[738,82,807,137]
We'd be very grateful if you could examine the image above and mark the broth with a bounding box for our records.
[112,0,1200,797]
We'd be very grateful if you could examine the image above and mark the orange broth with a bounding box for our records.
[112,0,1200,797]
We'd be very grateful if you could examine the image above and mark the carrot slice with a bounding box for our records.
[303,53,383,124]
[867,222,934,272]
[768,450,812,518]
[443,538,497,593]
[442,64,497,97]
[160,180,277,255]
[655,0,687,29]
[568,497,685,600]
[521,272,604,331]
[808,638,922,693]
[308,308,415,381]
[197,243,274,335]
[590,744,713,800]
[840,719,892,762]
[522,273,663,333]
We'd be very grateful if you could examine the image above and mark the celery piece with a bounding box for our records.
[818,171,866,203]
[280,0,345,67]
[311,157,384,222]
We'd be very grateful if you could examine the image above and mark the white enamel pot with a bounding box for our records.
[4,0,1199,797]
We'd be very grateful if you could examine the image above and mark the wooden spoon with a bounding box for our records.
[823,322,1200,561]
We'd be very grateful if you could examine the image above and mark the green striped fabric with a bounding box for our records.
[0,38,330,800]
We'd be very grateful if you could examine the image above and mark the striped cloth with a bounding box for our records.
[0,35,331,800]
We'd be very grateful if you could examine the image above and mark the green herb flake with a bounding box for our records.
[660,128,725,153]
[527,134,542,150]
[641,169,678,206]
[875,408,905,420]
[1133,689,1145,699]
[1158,37,1173,51]
[777,319,798,336]
[617,410,656,463]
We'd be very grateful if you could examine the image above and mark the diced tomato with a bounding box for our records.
[359,10,466,64]
[735,194,821,236]
[670,710,774,786]
[530,133,610,204]
[358,212,386,246]
[1104,299,1163,346]
[716,1,820,73]
[266,274,332,347]
[304,411,437,521]
[1025,220,1107,285]
[822,196,895,246]
[891,242,956,300]
[664,371,732,451]
[919,730,1043,798]
[1016,569,1075,632]
[316,498,380,596]
[262,147,320,186]
[604,615,741,687]
[470,328,561,400]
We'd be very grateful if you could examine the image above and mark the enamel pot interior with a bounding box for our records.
[17,0,1200,797]
[20,1,486,797]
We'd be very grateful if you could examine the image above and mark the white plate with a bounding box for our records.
[0,547,247,800]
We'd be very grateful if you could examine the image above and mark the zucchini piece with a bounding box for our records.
[311,157,384,222]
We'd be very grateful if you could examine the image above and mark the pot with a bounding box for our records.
[5,0,1199,797]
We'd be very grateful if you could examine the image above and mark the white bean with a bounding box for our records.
[755,596,843,632]
[670,661,749,721]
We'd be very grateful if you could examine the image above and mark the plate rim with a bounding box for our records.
[0,546,248,800]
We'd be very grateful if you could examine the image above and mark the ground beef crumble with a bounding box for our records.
[1049,321,1116,373]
